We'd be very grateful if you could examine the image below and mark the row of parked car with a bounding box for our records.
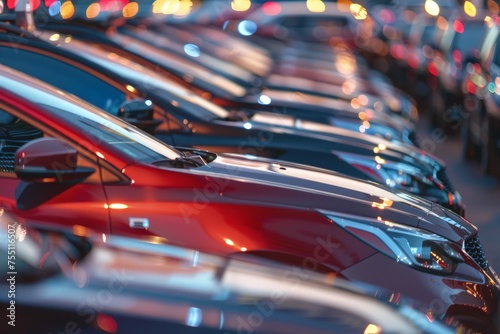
[0,1,499,333]
[373,0,500,178]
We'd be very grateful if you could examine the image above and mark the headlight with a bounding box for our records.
[335,151,434,194]
[319,211,464,274]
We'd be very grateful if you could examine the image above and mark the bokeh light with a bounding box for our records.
[237,20,257,36]
[122,1,138,18]
[7,0,16,9]
[86,2,100,19]
[262,1,281,16]
[47,0,61,16]
[60,1,75,19]
[307,0,325,13]
[30,0,40,10]
[152,0,180,14]
[436,16,448,30]
[350,3,367,20]
[488,0,499,15]
[453,20,464,33]
[464,1,476,17]
[337,0,351,12]
[99,0,128,12]
[231,0,251,12]
[173,0,193,17]
[424,0,440,16]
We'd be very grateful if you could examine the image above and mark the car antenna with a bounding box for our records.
[15,0,34,32]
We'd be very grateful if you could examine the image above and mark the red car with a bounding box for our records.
[0,65,499,333]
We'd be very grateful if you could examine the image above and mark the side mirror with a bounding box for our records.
[116,99,163,134]
[14,138,94,182]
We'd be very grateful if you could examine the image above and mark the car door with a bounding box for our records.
[0,104,111,234]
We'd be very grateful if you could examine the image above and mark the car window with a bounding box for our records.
[121,27,255,84]
[109,32,247,98]
[0,108,43,173]
[0,104,104,183]
[0,74,180,162]
[0,46,126,114]
[0,109,15,125]
[43,36,230,120]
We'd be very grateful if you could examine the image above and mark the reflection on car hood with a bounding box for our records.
[247,110,409,144]
[217,111,442,174]
[181,153,471,242]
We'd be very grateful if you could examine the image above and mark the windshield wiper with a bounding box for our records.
[174,155,207,167]
[152,154,207,168]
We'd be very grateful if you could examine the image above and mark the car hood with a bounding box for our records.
[181,153,472,242]
[244,110,410,145]
[216,112,443,175]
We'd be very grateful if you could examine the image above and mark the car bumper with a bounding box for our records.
[341,253,500,332]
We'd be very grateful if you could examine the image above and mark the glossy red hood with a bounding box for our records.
[142,153,474,244]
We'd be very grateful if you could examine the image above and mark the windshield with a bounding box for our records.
[172,25,273,77]
[123,26,256,82]
[40,32,231,120]
[108,31,248,98]
[0,68,181,162]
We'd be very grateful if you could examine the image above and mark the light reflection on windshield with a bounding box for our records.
[109,32,247,98]
[0,69,180,162]
[125,27,255,82]
[35,30,231,120]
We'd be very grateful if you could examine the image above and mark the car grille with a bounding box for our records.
[436,168,455,193]
[0,154,14,172]
[0,123,43,172]
[464,234,489,270]
[0,141,21,173]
